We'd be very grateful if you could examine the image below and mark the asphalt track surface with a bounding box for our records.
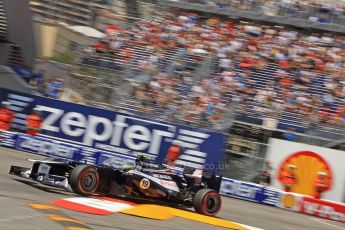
[1,147,345,230]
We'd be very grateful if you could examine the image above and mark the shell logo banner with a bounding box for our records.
[266,138,345,203]
[277,151,333,196]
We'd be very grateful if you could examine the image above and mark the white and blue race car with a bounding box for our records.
[10,155,222,216]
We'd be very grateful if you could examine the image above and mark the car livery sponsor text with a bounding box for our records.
[153,174,173,180]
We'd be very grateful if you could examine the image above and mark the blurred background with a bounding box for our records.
[1,0,344,181]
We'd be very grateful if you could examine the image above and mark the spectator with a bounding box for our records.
[164,140,183,166]
[258,161,273,186]
[335,105,345,120]
[26,108,43,136]
[313,171,330,199]
[32,69,45,86]
[283,127,297,141]
[0,102,15,131]
[280,164,298,192]
[44,78,64,99]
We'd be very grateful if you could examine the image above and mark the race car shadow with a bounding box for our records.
[106,195,233,221]
[13,178,76,196]
[107,194,194,212]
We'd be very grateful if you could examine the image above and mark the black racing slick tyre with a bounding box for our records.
[69,165,100,195]
[193,189,222,216]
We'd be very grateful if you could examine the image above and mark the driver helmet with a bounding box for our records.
[122,165,133,171]
[135,154,148,165]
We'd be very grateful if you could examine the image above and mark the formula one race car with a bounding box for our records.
[9,156,222,216]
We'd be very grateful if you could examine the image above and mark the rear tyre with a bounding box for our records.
[69,165,100,195]
[193,189,221,216]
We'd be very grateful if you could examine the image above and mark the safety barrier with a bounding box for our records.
[2,131,136,169]
[1,130,344,223]
[220,178,345,223]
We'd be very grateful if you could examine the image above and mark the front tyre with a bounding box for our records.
[69,165,100,195]
[193,189,221,216]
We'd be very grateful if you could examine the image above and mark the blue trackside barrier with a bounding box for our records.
[2,130,280,205]
[2,130,345,223]
[9,132,137,169]
[220,177,280,206]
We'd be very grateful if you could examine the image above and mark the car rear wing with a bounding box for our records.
[202,171,222,192]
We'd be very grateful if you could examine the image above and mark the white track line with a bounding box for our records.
[310,218,345,230]
[236,223,264,230]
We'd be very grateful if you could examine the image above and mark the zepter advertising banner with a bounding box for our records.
[266,138,345,203]
[0,88,225,170]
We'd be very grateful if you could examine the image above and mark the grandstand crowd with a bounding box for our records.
[83,9,344,130]
[183,0,345,24]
